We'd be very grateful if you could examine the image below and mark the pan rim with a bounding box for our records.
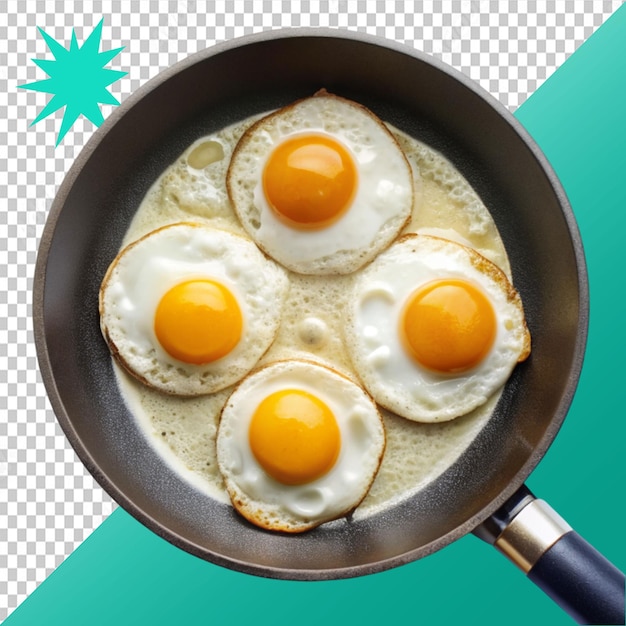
[33,27,590,580]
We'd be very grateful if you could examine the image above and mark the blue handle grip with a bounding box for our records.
[528,530,625,625]
[475,487,625,624]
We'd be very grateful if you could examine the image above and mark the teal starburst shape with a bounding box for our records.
[20,19,127,146]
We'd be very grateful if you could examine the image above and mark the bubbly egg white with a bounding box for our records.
[113,107,512,521]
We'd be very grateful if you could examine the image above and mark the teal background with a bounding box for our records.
[7,5,626,625]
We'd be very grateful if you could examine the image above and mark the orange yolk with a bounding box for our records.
[262,134,357,230]
[154,279,242,365]
[401,279,496,373]
[248,389,341,485]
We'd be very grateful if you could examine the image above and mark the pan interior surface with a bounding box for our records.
[35,31,587,579]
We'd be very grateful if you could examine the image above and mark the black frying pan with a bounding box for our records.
[33,30,625,624]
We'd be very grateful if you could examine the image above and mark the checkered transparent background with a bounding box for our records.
[0,0,622,621]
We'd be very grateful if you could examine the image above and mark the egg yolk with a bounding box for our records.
[154,279,242,364]
[262,134,357,230]
[249,389,341,485]
[401,279,496,373]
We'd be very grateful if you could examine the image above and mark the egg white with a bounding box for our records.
[345,234,530,423]
[227,92,415,275]
[216,359,386,532]
[99,222,289,396]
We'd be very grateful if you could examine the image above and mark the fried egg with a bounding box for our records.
[345,234,530,423]
[99,222,289,395]
[216,359,386,532]
[226,91,414,275]
[108,98,530,529]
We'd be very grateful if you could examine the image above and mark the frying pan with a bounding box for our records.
[33,29,625,623]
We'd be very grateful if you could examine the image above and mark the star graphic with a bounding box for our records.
[19,19,127,146]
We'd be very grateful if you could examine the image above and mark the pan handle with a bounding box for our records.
[474,485,625,625]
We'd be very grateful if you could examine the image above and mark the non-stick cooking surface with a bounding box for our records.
[34,29,587,578]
